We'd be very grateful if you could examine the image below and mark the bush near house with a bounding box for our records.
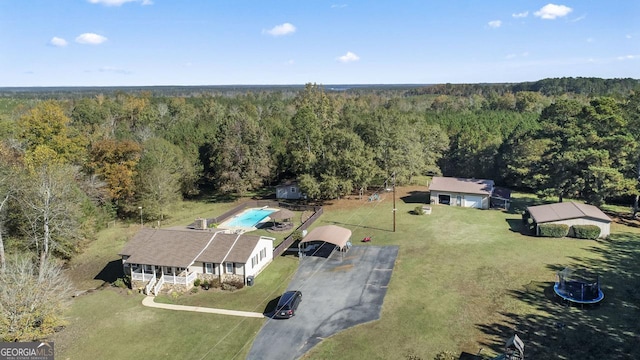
[572,225,601,239]
[538,223,570,238]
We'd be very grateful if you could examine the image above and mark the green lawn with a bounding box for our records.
[53,190,640,360]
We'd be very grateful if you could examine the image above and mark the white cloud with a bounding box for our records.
[49,37,68,47]
[512,11,529,18]
[488,20,502,28]
[337,51,360,63]
[75,33,108,45]
[264,23,296,36]
[534,4,573,20]
[626,34,633,39]
[571,14,586,22]
[617,55,639,61]
[87,0,152,6]
[506,52,529,59]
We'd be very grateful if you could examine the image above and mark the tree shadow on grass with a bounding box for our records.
[94,259,124,284]
[505,219,525,234]
[476,232,640,359]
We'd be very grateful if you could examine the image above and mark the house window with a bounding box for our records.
[225,262,234,274]
[144,264,153,273]
[291,187,297,193]
[204,263,213,274]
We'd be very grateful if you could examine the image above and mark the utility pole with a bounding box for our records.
[393,172,396,232]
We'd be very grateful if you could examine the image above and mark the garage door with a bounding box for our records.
[464,196,483,208]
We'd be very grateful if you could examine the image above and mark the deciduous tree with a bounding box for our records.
[0,254,72,341]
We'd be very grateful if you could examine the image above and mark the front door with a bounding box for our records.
[456,196,462,206]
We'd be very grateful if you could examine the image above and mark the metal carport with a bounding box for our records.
[298,225,352,258]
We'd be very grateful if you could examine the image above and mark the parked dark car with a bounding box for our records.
[273,290,302,319]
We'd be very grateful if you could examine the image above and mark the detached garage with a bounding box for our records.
[428,177,494,209]
[526,202,612,239]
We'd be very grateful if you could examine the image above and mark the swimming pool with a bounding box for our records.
[225,208,276,228]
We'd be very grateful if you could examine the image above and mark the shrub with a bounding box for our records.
[572,224,601,239]
[113,276,130,289]
[193,278,201,287]
[290,230,304,243]
[222,279,245,291]
[209,278,221,288]
[190,287,199,294]
[538,223,570,238]
[201,280,210,290]
[222,283,236,291]
[433,351,457,360]
[414,206,425,215]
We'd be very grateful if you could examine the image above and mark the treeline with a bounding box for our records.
[408,77,640,97]
[1,81,640,265]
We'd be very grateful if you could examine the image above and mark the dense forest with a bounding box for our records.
[1,77,639,340]
[0,77,639,262]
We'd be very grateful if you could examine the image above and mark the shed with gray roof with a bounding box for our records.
[526,202,611,238]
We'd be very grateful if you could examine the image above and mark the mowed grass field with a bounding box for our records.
[52,187,640,359]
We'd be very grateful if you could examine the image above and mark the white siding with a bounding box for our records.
[235,264,245,275]
[188,263,203,275]
[245,237,274,278]
[430,191,490,209]
[538,218,611,238]
[276,185,303,200]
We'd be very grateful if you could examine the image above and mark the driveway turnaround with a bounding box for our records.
[247,245,399,360]
[141,296,264,318]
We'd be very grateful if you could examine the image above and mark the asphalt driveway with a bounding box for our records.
[247,245,399,360]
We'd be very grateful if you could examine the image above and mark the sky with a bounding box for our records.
[1,1,639,86]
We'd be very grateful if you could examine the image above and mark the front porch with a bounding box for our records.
[130,265,197,295]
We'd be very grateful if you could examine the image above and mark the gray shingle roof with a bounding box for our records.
[119,229,263,267]
[197,233,262,264]
[527,202,611,223]
[428,177,494,195]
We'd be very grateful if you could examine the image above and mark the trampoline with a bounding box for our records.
[553,267,604,304]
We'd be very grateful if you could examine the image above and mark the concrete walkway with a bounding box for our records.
[142,296,265,318]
